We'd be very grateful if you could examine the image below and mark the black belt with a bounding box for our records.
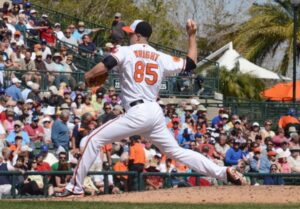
[130,100,144,107]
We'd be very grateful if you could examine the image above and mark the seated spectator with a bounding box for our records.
[40,39,51,59]
[52,152,71,193]
[111,13,126,44]
[215,133,230,162]
[15,13,27,40]
[249,148,270,173]
[277,152,291,173]
[54,23,64,40]
[27,83,42,103]
[42,117,52,144]
[144,159,163,190]
[3,108,15,133]
[263,164,284,185]
[5,77,23,101]
[225,140,243,166]
[35,153,51,171]
[260,120,275,141]
[72,21,101,44]
[177,128,194,149]
[24,115,44,143]
[249,122,261,142]
[61,28,78,47]
[113,152,129,191]
[78,34,96,57]
[288,146,300,173]
[39,20,56,47]
[19,50,36,83]
[278,108,300,129]
[6,120,30,146]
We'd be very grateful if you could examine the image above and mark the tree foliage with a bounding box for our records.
[219,65,265,100]
[231,1,300,75]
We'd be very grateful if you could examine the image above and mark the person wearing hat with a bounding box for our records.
[5,77,23,101]
[180,104,194,124]
[27,82,42,103]
[59,19,246,197]
[42,117,52,144]
[15,13,27,39]
[12,30,24,46]
[45,85,64,107]
[260,120,275,141]
[287,146,300,173]
[249,147,270,173]
[72,21,101,44]
[225,139,243,166]
[277,151,291,173]
[111,12,126,44]
[40,38,52,60]
[278,108,300,130]
[54,23,64,40]
[248,122,261,142]
[91,88,106,115]
[24,114,44,143]
[6,120,30,146]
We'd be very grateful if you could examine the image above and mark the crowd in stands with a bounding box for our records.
[0,0,299,197]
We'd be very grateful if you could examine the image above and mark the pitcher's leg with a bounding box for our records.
[149,127,228,182]
[66,115,143,194]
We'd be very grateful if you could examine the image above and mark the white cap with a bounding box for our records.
[21,145,33,152]
[49,86,58,95]
[19,9,25,14]
[26,81,34,88]
[41,14,48,18]
[190,98,200,106]
[12,77,21,84]
[43,106,55,116]
[222,114,229,119]
[42,117,51,123]
[30,9,37,14]
[25,99,33,104]
[252,122,260,127]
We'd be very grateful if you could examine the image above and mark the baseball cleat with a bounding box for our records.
[55,189,84,198]
[226,167,247,185]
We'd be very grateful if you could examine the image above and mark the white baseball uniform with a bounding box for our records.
[66,43,228,194]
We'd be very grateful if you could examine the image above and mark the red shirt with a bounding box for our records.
[24,124,44,142]
[36,162,51,171]
[40,28,56,44]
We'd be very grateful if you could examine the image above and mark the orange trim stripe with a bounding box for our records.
[71,116,121,193]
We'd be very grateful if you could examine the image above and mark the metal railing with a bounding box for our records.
[0,170,299,199]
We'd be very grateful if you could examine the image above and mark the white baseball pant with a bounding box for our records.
[66,101,227,194]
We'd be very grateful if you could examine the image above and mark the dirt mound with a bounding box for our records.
[50,186,300,204]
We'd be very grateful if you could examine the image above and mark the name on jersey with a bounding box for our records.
[134,50,159,61]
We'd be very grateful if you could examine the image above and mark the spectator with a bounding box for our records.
[51,110,70,152]
[113,152,129,191]
[11,30,24,46]
[15,13,27,40]
[287,146,300,173]
[39,20,56,47]
[249,148,270,173]
[6,120,30,146]
[263,164,284,185]
[27,83,42,103]
[42,117,52,144]
[20,50,36,83]
[61,28,78,47]
[144,159,163,190]
[260,120,275,141]
[45,85,64,107]
[21,81,33,101]
[24,114,44,143]
[277,152,291,173]
[128,135,145,191]
[5,77,23,101]
[72,21,101,44]
[278,108,300,129]
[215,133,230,162]
[52,151,71,193]
[249,122,260,142]
[78,34,96,57]
[54,23,64,40]
[177,128,194,149]
[225,140,243,166]
[289,132,300,147]
[3,108,15,133]
[35,153,51,171]
[40,39,51,59]
[111,12,126,44]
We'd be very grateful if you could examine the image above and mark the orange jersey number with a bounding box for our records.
[134,61,158,85]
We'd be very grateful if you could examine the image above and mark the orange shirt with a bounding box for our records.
[113,161,128,180]
[278,116,300,128]
[101,144,112,153]
[129,143,146,165]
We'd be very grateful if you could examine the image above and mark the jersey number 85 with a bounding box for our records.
[134,61,158,85]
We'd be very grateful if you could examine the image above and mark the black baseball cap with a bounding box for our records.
[122,20,152,38]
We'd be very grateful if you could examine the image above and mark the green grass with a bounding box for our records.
[2,202,300,209]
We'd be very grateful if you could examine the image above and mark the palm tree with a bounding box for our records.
[232,0,298,75]
[219,65,265,101]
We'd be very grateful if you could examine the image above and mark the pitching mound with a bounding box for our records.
[49,186,300,204]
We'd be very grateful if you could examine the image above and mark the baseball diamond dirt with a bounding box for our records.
[28,186,300,204]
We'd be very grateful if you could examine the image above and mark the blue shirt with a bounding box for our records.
[250,155,271,173]
[176,133,194,149]
[51,119,70,151]
[6,131,30,145]
[225,147,243,166]
[5,85,23,101]
[211,115,221,127]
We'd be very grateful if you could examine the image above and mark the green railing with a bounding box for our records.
[4,69,215,98]
[1,170,299,199]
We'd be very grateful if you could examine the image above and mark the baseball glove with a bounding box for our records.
[85,71,108,88]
